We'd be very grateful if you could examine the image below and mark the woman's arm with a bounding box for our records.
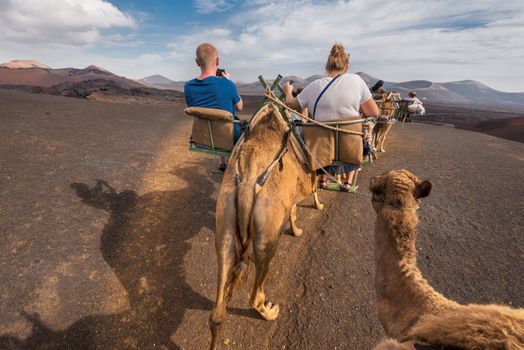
[361,97,379,116]
[283,82,301,109]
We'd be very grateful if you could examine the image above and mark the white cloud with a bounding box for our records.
[0,0,136,45]
[1,1,523,91]
[192,0,235,14]
[172,0,524,91]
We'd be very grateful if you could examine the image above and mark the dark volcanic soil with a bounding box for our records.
[0,89,523,350]
[418,102,524,143]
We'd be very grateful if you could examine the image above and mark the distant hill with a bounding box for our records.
[0,60,50,69]
[236,75,320,95]
[355,72,380,85]
[6,61,520,108]
[235,72,524,108]
[0,60,144,89]
[0,60,186,103]
[139,74,186,91]
[140,74,176,85]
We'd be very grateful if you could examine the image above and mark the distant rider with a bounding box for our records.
[184,43,243,171]
[405,90,425,115]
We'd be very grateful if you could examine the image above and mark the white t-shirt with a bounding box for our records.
[405,97,422,105]
[297,73,372,121]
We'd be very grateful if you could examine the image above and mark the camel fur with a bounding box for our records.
[362,120,376,162]
[373,91,400,154]
[370,170,524,350]
[209,103,323,350]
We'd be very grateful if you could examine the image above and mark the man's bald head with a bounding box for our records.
[196,43,218,68]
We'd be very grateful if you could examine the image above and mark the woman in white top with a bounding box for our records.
[405,90,426,115]
[283,43,379,191]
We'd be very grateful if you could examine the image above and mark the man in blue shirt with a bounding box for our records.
[185,43,243,171]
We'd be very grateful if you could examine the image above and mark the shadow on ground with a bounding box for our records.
[0,163,218,350]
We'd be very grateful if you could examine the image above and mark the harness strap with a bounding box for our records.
[313,74,341,118]
[255,130,291,193]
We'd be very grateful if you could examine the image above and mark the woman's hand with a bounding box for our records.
[283,82,300,109]
[283,82,293,95]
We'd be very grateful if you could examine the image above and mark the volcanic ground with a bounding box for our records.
[0,89,523,349]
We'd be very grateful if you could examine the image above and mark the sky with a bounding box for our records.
[1,0,524,91]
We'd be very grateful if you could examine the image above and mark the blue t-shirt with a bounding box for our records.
[184,76,241,116]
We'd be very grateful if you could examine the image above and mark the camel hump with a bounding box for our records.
[408,304,524,349]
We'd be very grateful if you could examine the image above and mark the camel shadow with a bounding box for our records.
[0,163,219,349]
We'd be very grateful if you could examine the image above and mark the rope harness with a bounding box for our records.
[231,75,400,193]
[255,129,291,192]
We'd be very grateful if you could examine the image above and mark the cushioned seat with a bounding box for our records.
[184,107,235,151]
[302,116,363,170]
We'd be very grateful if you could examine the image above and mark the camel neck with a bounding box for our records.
[374,209,455,338]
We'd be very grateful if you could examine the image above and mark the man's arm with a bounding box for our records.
[224,71,243,112]
[235,99,243,112]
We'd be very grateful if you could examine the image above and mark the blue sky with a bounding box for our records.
[1,0,524,91]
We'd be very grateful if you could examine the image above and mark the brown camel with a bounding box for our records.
[369,170,524,350]
[373,91,400,154]
[209,103,323,349]
[362,120,376,162]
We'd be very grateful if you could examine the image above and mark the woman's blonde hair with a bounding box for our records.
[325,43,349,73]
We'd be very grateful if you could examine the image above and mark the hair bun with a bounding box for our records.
[330,43,345,56]
[325,42,349,73]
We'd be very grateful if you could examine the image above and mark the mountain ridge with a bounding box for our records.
[0,61,144,89]
[0,60,50,69]
[1,60,523,107]
[232,72,524,107]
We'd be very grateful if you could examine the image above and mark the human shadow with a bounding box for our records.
[0,163,218,349]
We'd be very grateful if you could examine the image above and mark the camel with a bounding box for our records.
[362,119,376,162]
[209,103,323,349]
[369,170,524,350]
[373,91,400,154]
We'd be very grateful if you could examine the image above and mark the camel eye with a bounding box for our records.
[372,192,384,203]
[370,181,385,195]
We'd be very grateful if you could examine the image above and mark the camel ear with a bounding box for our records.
[414,180,432,199]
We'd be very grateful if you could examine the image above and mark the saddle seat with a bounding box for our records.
[301,116,364,170]
[184,106,236,153]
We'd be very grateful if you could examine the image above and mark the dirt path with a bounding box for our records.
[1,90,523,349]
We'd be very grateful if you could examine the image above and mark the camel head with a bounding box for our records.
[370,169,432,213]
[377,91,401,117]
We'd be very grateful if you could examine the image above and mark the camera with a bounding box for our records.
[216,68,226,77]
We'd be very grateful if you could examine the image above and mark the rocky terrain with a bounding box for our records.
[0,61,184,104]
